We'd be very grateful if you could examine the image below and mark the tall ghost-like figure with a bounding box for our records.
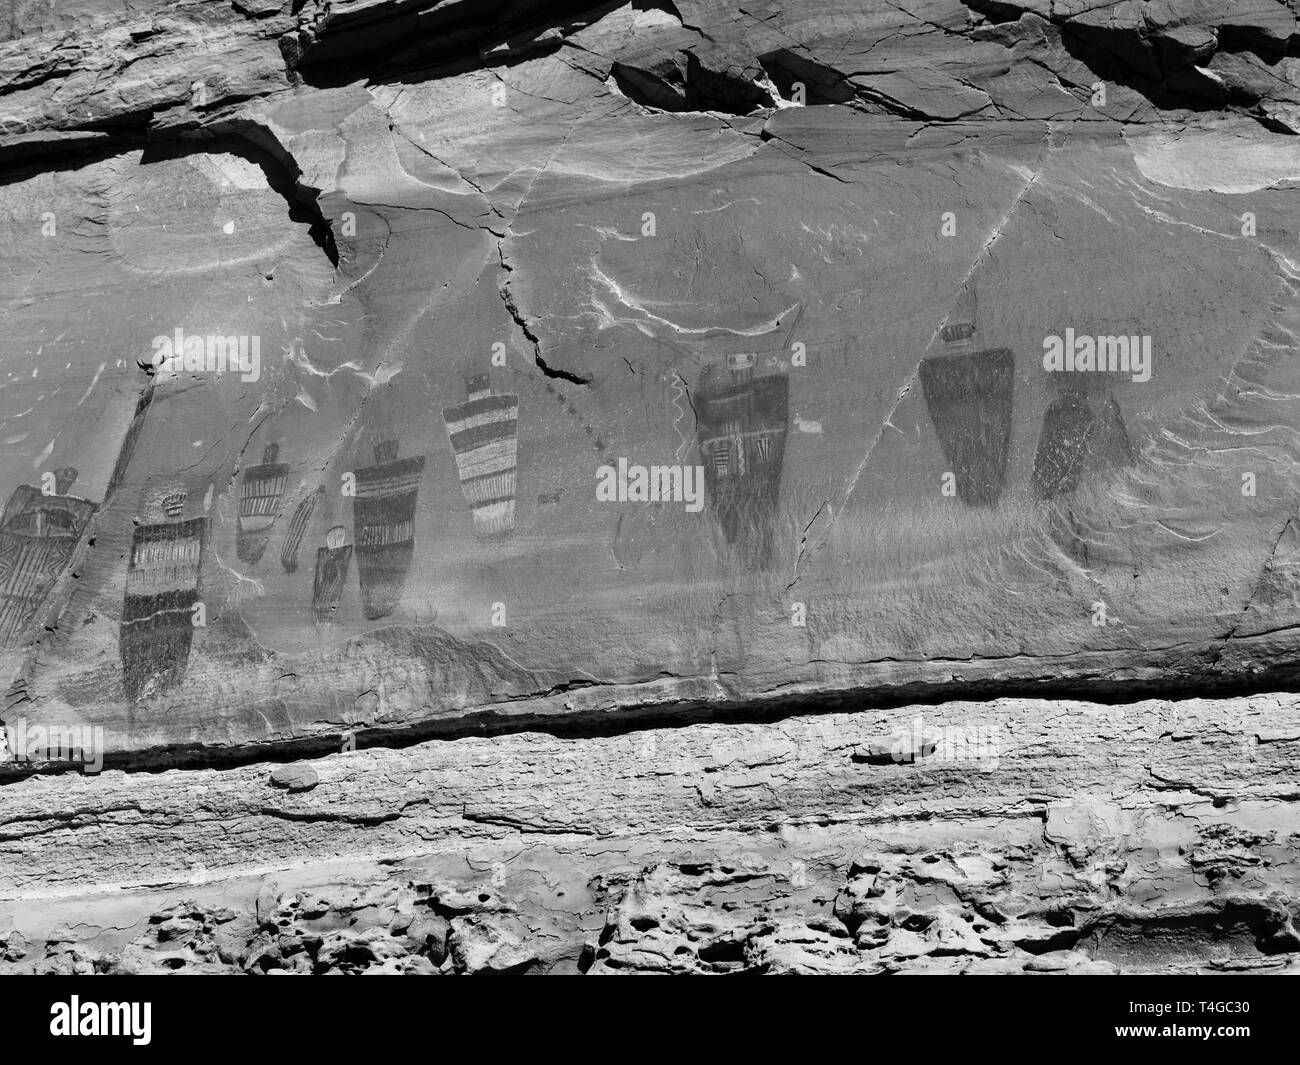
[0,468,95,649]
[696,354,789,571]
[352,440,425,620]
[1031,389,1134,501]
[312,525,353,625]
[1030,384,1136,564]
[442,373,520,540]
[918,286,1015,506]
[120,484,206,700]
[236,443,289,563]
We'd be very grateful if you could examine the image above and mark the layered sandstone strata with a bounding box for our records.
[2,0,1299,973]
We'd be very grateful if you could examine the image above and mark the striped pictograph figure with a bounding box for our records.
[352,440,426,620]
[0,468,96,650]
[281,485,325,574]
[441,373,520,540]
[236,444,289,563]
[696,354,790,572]
[120,485,206,701]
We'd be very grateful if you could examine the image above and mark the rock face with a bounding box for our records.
[2,694,1299,974]
[1,0,1300,974]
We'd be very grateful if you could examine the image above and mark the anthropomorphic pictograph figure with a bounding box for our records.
[120,484,206,701]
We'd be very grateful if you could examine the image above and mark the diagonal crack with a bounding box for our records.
[1211,514,1297,667]
[493,101,598,384]
[786,145,1051,584]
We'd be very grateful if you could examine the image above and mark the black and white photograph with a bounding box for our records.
[0,0,1294,1038]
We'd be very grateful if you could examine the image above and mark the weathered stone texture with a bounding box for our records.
[2,1,1300,973]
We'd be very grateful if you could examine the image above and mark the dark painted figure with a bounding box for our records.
[1031,389,1134,500]
[281,485,325,574]
[120,486,206,700]
[696,354,789,571]
[312,525,353,625]
[918,288,1014,506]
[236,444,289,563]
[0,468,95,649]
[352,441,425,620]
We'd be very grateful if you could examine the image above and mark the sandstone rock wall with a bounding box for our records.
[2,0,1299,973]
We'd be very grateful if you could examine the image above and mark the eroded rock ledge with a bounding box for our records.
[2,693,1297,974]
